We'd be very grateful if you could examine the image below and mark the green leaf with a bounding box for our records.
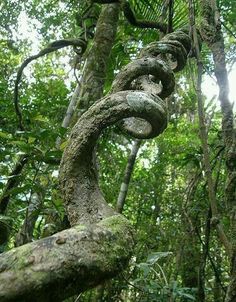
[136,262,151,277]
[147,252,173,264]
[0,131,12,139]
[177,292,196,300]
[59,140,68,150]
[33,114,49,123]
[28,136,36,144]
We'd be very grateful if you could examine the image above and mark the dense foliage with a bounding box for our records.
[0,0,235,301]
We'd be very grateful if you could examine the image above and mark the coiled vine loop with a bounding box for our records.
[59,28,192,226]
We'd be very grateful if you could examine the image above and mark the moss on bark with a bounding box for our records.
[0,215,134,302]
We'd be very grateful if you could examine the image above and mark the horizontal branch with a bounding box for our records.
[0,215,134,302]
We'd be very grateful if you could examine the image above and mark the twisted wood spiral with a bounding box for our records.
[59,28,192,226]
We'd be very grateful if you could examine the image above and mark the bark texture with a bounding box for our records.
[59,28,191,225]
[78,3,120,111]
[59,90,168,225]
[0,215,134,302]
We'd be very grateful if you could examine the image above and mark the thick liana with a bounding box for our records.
[59,28,192,226]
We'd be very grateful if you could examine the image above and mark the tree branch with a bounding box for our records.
[0,215,134,302]
[0,155,29,215]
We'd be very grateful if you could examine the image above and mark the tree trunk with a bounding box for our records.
[116,139,141,213]
[200,1,236,300]
[15,192,43,247]
[180,170,202,298]
[0,155,29,246]
[78,3,120,111]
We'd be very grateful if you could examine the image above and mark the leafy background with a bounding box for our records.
[0,0,235,301]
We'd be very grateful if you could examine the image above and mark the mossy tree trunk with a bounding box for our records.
[200,1,236,300]
[78,3,120,112]
[0,216,134,302]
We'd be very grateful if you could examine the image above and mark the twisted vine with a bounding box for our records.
[59,28,192,226]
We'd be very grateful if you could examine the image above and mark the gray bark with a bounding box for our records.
[59,28,191,225]
[59,90,168,225]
